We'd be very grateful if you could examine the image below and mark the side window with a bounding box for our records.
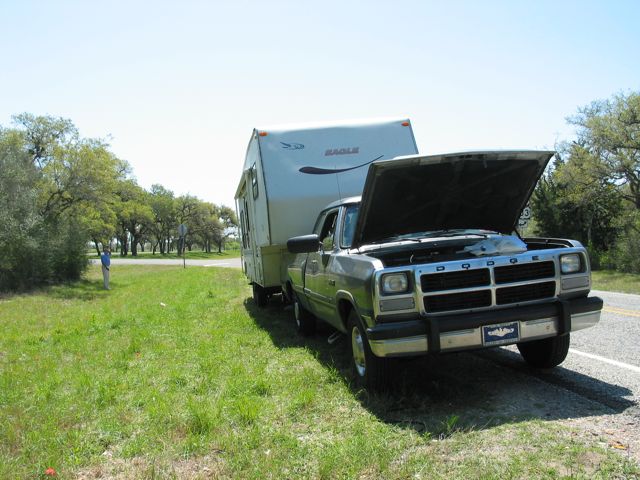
[319,211,338,251]
[251,164,259,199]
[313,212,327,236]
[341,204,359,248]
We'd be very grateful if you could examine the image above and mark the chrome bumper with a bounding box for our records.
[367,297,602,358]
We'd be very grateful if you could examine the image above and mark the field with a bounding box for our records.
[0,266,637,479]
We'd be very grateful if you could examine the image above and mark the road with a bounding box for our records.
[91,257,242,268]
[470,289,640,459]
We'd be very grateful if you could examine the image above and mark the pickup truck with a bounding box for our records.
[285,151,603,390]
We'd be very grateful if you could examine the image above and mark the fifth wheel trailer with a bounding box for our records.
[235,118,419,306]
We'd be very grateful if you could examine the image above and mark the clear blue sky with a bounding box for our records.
[1,0,638,207]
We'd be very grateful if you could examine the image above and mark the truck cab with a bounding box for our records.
[286,151,603,390]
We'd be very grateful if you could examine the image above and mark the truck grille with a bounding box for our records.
[421,269,490,292]
[496,281,556,305]
[494,261,555,284]
[424,290,491,313]
[419,260,558,314]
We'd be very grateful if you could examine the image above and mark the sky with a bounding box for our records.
[1,0,639,207]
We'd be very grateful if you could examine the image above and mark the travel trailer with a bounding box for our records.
[234,118,419,306]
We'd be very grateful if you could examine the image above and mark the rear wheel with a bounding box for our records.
[293,295,316,336]
[252,283,268,308]
[347,309,390,391]
[517,334,570,368]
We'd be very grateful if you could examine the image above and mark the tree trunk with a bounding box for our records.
[93,238,101,256]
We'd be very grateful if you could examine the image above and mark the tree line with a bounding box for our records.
[0,114,237,291]
[531,91,640,272]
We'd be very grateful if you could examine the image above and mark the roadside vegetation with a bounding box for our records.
[1,266,637,479]
[532,91,640,274]
[592,270,640,295]
[0,114,238,292]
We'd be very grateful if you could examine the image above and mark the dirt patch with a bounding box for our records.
[75,452,226,479]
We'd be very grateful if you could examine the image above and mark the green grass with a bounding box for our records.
[88,249,241,260]
[0,266,637,479]
[592,270,640,295]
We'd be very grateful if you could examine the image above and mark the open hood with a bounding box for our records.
[351,150,554,248]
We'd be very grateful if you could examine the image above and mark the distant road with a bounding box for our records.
[90,257,242,268]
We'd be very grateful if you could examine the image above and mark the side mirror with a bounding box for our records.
[287,234,321,254]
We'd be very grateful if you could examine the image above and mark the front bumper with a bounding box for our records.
[367,296,603,358]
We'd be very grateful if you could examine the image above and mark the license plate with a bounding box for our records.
[482,321,520,346]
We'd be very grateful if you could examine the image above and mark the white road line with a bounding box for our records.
[204,263,229,267]
[569,348,640,374]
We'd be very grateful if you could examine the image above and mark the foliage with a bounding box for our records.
[0,113,238,290]
[533,91,640,272]
[0,125,89,290]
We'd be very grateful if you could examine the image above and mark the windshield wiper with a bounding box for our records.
[368,235,422,245]
[418,229,494,239]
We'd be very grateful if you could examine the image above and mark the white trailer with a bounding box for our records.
[234,118,418,306]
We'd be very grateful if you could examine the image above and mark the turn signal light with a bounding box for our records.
[258,131,268,137]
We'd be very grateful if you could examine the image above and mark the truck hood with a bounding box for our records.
[351,150,554,248]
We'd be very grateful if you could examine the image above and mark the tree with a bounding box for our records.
[568,92,640,208]
[175,195,200,254]
[532,151,621,255]
[114,180,154,256]
[149,184,176,254]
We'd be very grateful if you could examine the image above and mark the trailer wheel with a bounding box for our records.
[252,284,268,308]
[293,295,315,336]
[347,309,390,391]
[517,334,570,369]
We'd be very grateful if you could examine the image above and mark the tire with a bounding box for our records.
[517,334,570,369]
[252,283,268,308]
[293,295,316,336]
[347,309,390,391]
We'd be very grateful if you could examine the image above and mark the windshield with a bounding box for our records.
[341,204,359,248]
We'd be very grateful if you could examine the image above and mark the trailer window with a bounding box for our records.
[243,200,251,249]
[251,164,259,199]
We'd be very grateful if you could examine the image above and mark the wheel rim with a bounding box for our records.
[351,326,366,377]
[294,301,301,328]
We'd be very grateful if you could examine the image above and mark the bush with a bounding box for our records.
[0,130,88,291]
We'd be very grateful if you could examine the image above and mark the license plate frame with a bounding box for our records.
[482,321,520,346]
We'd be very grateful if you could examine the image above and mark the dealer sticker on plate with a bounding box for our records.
[482,321,520,346]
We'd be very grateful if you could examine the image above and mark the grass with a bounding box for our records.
[0,266,637,479]
[592,270,640,295]
[87,249,241,260]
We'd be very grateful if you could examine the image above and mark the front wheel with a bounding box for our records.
[517,334,570,369]
[347,310,390,391]
[293,295,316,336]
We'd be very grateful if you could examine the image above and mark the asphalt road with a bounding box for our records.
[91,257,242,268]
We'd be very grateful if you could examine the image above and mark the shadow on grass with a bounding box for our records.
[244,297,635,436]
[48,278,111,301]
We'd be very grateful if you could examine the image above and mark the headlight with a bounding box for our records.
[381,273,409,294]
[560,254,582,274]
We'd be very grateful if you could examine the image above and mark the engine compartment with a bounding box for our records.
[365,236,572,267]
